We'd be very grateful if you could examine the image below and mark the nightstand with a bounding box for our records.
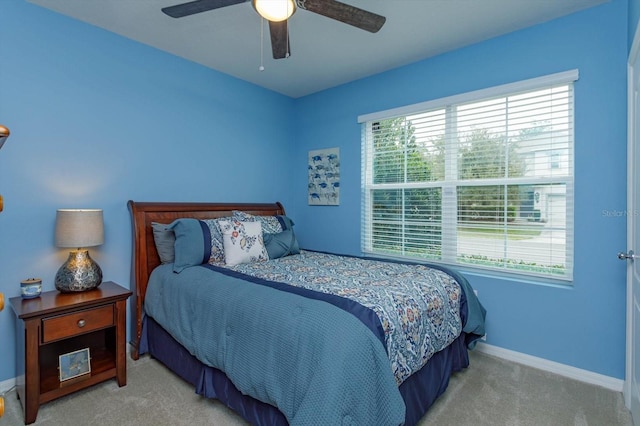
[10,281,132,424]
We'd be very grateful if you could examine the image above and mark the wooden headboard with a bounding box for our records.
[127,200,286,359]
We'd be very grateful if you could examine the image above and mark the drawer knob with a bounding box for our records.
[77,319,86,328]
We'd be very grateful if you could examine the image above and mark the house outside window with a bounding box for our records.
[360,71,577,281]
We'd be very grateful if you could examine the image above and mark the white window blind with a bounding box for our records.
[360,71,577,281]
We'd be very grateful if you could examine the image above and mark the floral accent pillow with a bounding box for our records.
[232,210,285,234]
[218,220,269,266]
[202,218,231,264]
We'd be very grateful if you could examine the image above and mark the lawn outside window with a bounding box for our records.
[359,70,577,281]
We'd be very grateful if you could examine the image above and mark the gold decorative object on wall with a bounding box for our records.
[0,124,10,213]
[0,125,9,149]
[0,289,4,417]
[0,125,7,416]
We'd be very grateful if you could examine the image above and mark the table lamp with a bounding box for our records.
[54,209,104,292]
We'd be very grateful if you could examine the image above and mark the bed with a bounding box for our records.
[127,200,486,426]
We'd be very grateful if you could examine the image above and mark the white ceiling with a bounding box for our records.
[28,0,607,98]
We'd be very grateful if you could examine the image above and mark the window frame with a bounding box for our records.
[359,70,578,282]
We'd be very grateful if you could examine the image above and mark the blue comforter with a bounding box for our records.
[145,263,406,425]
[144,252,486,425]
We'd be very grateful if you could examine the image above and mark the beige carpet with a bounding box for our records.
[1,350,632,425]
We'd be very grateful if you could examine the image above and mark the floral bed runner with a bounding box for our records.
[217,250,464,385]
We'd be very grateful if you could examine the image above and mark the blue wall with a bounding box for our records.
[0,0,295,383]
[292,0,628,379]
[0,0,629,384]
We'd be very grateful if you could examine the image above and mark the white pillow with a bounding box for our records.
[218,220,269,266]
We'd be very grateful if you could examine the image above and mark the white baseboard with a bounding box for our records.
[0,343,623,395]
[475,342,624,392]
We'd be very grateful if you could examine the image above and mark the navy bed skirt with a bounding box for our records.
[140,315,469,425]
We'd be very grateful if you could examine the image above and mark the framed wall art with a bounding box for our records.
[308,148,340,206]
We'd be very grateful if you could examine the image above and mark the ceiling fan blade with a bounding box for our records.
[296,0,385,33]
[269,20,291,59]
[162,0,248,18]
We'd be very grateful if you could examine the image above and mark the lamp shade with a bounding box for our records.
[55,209,104,248]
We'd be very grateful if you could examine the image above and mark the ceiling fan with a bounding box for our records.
[161,0,386,60]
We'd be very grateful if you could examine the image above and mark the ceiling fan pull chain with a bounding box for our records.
[285,19,290,58]
[259,17,265,71]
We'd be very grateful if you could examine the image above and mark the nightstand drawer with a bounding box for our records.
[42,305,114,343]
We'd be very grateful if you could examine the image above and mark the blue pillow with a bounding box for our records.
[168,219,212,273]
[264,229,300,259]
[277,215,295,231]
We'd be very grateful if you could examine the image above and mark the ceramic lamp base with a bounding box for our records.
[55,249,103,292]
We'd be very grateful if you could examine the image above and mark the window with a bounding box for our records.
[360,71,576,281]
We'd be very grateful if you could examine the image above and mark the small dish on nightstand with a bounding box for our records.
[21,278,42,299]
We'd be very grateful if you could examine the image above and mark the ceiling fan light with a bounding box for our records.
[253,0,295,22]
